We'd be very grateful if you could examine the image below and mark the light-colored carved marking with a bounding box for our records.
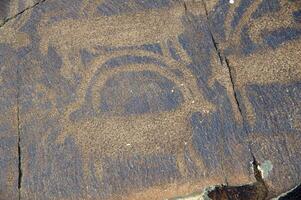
[38,5,188,81]
[8,0,18,20]
[0,27,30,48]
[210,0,301,125]
[207,51,244,123]
[248,2,301,44]
[58,52,214,154]
[187,142,207,175]
[90,65,207,114]
[61,49,210,116]
[228,42,301,124]
[224,0,238,41]
[38,6,185,55]
[172,35,192,64]
[56,49,214,178]
[227,0,263,47]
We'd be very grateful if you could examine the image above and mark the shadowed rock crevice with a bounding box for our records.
[224,57,244,116]
[0,0,46,28]
[209,30,224,65]
[201,1,253,188]
[16,54,22,200]
[177,3,271,199]
[182,1,188,12]
[209,27,244,122]
[201,0,245,121]
[18,136,22,199]
[207,155,268,200]
[275,184,301,200]
[208,33,244,123]
[169,156,269,199]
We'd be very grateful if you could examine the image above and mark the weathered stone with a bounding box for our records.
[0,0,300,199]
[0,38,19,200]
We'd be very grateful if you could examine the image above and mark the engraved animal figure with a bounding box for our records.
[209,0,301,123]
[209,0,301,84]
[58,48,214,177]
[37,4,186,79]
[33,4,214,176]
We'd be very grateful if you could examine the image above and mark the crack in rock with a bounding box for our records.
[168,155,269,200]
[0,0,46,28]
[16,47,22,200]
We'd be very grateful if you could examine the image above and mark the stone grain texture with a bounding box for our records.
[0,0,300,199]
[0,36,19,200]
[205,0,301,198]
[0,0,43,25]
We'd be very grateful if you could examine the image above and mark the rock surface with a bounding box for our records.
[0,0,300,199]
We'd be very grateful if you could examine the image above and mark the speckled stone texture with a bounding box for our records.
[0,0,300,199]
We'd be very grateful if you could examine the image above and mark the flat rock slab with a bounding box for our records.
[0,0,300,199]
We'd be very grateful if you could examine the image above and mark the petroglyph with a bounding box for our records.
[207,0,301,125]
[0,0,300,199]
[57,47,214,177]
